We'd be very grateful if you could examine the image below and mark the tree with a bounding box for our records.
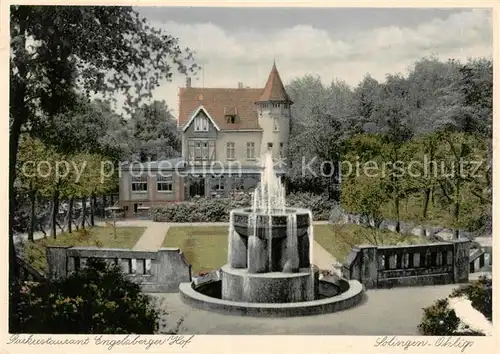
[287,77,355,196]
[437,132,487,237]
[13,258,162,334]
[129,100,181,162]
[340,134,388,228]
[10,5,197,329]
[16,136,55,241]
[401,132,444,235]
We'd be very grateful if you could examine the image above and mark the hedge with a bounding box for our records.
[151,192,336,222]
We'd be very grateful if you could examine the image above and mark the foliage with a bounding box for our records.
[286,57,492,200]
[128,100,181,162]
[285,192,337,220]
[418,276,492,335]
[9,5,198,307]
[418,299,462,335]
[151,192,335,222]
[13,258,161,334]
[339,131,490,235]
[451,275,492,321]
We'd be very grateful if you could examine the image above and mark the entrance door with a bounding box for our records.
[189,177,205,198]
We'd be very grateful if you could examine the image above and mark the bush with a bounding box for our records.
[285,192,336,221]
[418,299,462,335]
[12,258,161,334]
[418,276,492,336]
[451,275,492,321]
[151,192,336,223]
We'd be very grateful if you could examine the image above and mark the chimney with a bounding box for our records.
[186,77,192,88]
[238,82,243,89]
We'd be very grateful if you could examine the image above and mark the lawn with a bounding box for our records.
[162,224,430,274]
[162,226,228,274]
[313,224,429,263]
[20,226,146,273]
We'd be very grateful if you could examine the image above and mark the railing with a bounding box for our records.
[46,246,191,293]
[342,240,470,289]
[17,256,46,283]
[469,246,492,273]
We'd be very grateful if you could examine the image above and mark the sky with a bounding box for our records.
[134,7,492,117]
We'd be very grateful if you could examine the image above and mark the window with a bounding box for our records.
[194,115,209,132]
[279,142,284,157]
[226,142,235,159]
[267,142,273,150]
[273,117,279,131]
[157,174,173,192]
[246,142,255,159]
[212,175,225,191]
[226,115,237,124]
[131,175,147,192]
[188,140,215,164]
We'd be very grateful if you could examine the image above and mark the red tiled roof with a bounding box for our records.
[258,62,292,103]
[178,63,291,131]
[178,88,264,130]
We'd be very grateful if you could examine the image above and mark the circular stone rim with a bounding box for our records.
[221,264,315,278]
[231,207,312,216]
[179,279,365,317]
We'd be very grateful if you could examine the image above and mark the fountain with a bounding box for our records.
[179,153,364,316]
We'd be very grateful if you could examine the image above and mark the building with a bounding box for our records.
[119,62,293,216]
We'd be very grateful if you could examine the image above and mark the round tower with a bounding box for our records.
[255,62,293,168]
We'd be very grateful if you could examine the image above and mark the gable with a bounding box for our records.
[182,105,220,132]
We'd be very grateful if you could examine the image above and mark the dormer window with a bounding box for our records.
[225,115,237,124]
[194,114,209,132]
[224,107,238,124]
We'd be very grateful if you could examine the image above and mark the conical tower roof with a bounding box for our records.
[257,62,292,103]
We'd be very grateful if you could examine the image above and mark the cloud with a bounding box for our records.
[146,9,492,116]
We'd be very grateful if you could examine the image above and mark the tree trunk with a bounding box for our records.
[67,198,73,234]
[103,194,107,218]
[28,188,36,242]
[420,188,431,237]
[453,181,461,239]
[81,196,86,229]
[453,200,460,239]
[90,193,96,226]
[51,189,59,239]
[395,196,400,233]
[10,15,30,330]
[9,99,23,329]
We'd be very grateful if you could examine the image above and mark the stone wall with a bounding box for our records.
[46,246,191,293]
[342,240,471,289]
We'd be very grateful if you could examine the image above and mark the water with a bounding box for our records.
[250,153,286,214]
[228,210,234,264]
[286,213,299,270]
[247,152,313,272]
[307,210,314,267]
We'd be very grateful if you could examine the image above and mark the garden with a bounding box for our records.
[18,226,146,273]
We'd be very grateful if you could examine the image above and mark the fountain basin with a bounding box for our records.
[179,276,365,317]
[232,208,311,239]
[229,208,312,273]
[221,264,319,303]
